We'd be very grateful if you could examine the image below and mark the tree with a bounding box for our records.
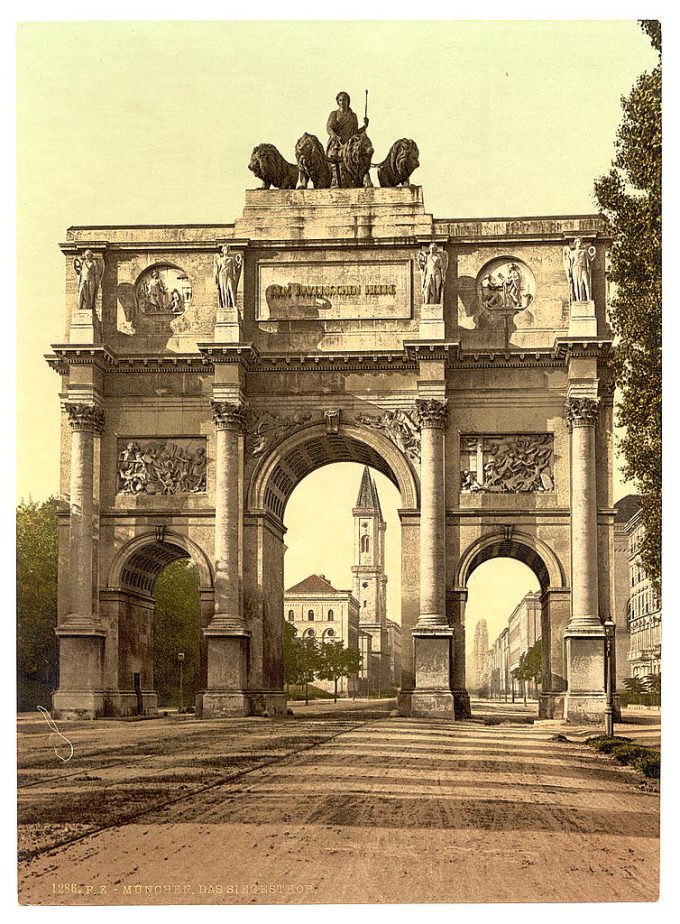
[282,621,301,693]
[296,637,322,705]
[642,673,661,703]
[511,640,543,706]
[17,498,59,709]
[153,559,201,707]
[316,640,363,702]
[594,20,661,590]
[623,676,646,696]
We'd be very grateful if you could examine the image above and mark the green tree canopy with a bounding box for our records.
[316,640,363,702]
[153,559,201,707]
[17,498,59,709]
[594,20,661,589]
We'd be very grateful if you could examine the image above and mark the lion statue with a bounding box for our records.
[248,143,299,190]
[295,133,333,189]
[376,138,420,188]
[333,133,374,188]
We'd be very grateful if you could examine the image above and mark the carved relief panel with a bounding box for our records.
[117,438,206,495]
[460,434,554,494]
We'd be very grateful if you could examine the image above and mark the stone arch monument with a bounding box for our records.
[48,113,616,723]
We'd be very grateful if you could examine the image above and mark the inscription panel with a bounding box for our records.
[257,259,413,321]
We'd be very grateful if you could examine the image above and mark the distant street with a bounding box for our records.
[18,700,659,905]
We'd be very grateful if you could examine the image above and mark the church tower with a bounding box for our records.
[352,467,388,691]
[352,467,387,626]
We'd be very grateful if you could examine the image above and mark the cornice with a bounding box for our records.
[45,345,116,375]
[553,337,614,360]
[197,343,260,369]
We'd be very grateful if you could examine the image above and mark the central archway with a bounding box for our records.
[243,422,420,710]
[455,530,570,719]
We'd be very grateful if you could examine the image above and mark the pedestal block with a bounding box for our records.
[564,630,606,723]
[52,630,106,719]
[199,633,251,718]
[411,629,455,718]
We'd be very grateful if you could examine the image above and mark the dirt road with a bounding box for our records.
[18,702,659,904]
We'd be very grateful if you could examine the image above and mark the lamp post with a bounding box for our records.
[177,651,185,712]
[604,618,616,738]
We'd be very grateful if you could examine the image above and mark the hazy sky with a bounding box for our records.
[16,21,657,642]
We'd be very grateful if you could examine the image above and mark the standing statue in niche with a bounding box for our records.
[213,245,243,309]
[563,237,596,302]
[418,243,449,304]
[145,269,169,313]
[73,249,102,311]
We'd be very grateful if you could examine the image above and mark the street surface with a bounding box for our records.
[18,699,659,905]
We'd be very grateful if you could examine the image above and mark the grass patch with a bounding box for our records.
[585,736,660,779]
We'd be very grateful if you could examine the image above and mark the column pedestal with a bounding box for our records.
[199,631,251,718]
[563,630,606,723]
[53,628,106,719]
[411,627,455,718]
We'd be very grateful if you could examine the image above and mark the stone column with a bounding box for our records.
[53,402,106,719]
[563,397,606,722]
[200,400,251,718]
[411,398,455,717]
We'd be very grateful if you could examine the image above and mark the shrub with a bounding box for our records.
[610,744,651,765]
[586,735,632,753]
[631,750,661,779]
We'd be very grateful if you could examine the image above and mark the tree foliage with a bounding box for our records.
[153,559,201,707]
[17,498,59,708]
[594,21,661,589]
[316,640,363,702]
[511,640,543,686]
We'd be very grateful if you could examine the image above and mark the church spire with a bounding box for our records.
[355,466,382,516]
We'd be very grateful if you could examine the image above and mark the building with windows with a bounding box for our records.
[284,573,363,696]
[486,592,541,699]
[488,627,510,699]
[284,466,399,696]
[614,496,661,680]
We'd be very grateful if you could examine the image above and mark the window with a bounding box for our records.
[325,628,335,638]
[328,610,334,621]
[308,610,315,621]
[288,609,295,622]
[304,628,315,638]
[361,535,370,553]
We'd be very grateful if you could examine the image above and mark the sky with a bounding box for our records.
[15,20,658,643]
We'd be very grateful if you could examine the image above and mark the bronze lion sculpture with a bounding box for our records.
[333,133,374,188]
[376,138,420,187]
[248,143,299,190]
[295,133,333,189]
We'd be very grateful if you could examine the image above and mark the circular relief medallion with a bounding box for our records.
[135,265,193,317]
[477,258,535,313]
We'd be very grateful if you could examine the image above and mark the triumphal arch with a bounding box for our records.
[48,98,616,723]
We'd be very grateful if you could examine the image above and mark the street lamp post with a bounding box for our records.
[604,618,616,738]
[177,651,185,712]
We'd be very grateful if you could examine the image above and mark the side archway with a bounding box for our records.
[455,528,569,719]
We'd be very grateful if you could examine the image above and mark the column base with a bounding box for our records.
[539,692,567,719]
[198,691,252,718]
[563,691,607,724]
[52,690,105,720]
[411,690,455,718]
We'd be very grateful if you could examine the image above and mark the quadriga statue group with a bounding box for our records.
[248,91,420,190]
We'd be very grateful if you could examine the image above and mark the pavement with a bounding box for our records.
[17,699,660,905]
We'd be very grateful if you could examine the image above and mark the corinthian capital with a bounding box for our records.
[212,400,245,431]
[416,398,448,429]
[565,397,599,430]
[65,402,105,433]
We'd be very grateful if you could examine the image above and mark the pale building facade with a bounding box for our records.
[625,509,661,680]
[284,573,360,696]
[488,628,510,699]
[385,619,402,689]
